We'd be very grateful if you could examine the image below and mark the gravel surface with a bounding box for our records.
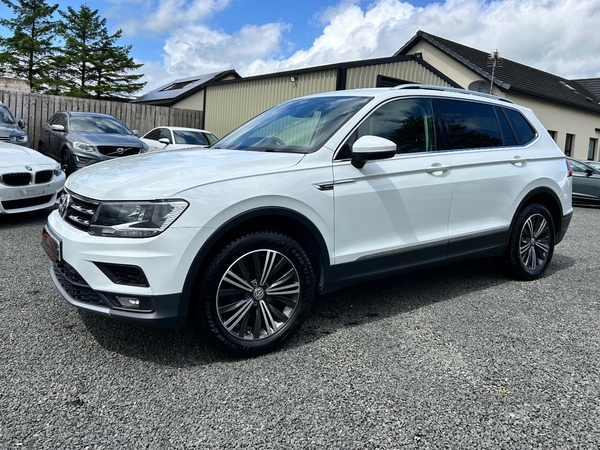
[1,206,599,449]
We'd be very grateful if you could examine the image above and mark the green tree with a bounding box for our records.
[57,5,145,98]
[0,0,59,92]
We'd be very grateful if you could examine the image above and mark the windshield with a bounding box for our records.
[70,116,132,134]
[173,129,216,146]
[214,95,372,153]
[0,105,16,125]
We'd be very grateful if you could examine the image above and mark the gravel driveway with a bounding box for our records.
[1,206,599,449]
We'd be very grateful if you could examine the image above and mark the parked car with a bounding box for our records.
[0,141,65,214]
[38,111,148,175]
[42,85,573,357]
[140,126,218,152]
[0,101,31,148]
[566,157,600,205]
[584,160,600,171]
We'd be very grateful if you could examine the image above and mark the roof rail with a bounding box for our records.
[391,84,514,104]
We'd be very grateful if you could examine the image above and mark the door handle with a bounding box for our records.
[511,156,527,166]
[426,164,450,174]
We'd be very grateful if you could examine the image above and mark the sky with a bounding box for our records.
[1,0,599,95]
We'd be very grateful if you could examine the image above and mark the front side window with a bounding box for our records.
[173,129,209,146]
[353,98,435,154]
[569,158,594,174]
[437,99,503,150]
[144,129,162,141]
[214,96,372,153]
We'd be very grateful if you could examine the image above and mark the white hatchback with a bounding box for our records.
[42,85,572,356]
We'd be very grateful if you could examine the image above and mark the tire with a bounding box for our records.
[194,231,315,356]
[500,203,555,281]
[61,149,74,175]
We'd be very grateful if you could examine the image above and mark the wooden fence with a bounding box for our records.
[0,90,204,151]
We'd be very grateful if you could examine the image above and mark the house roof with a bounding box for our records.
[573,78,600,99]
[132,69,241,106]
[395,30,600,114]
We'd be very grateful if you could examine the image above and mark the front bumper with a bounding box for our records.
[50,260,183,327]
[44,210,214,327]
[0,175,65,214]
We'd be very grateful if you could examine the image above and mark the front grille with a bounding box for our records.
[0,136,8,142]
[96,146,141,157]
[94,263,149,287]
[53,261,107,306]
[2,194,52,210]
[62,192,99,231]
[1,172,32,186]
[35,170,53,184]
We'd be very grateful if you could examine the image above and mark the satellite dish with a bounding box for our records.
[468,80,492,93]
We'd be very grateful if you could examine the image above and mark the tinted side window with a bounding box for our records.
[347,98,435,156]
[53,114,68,128]
[495,107,517,146]
[503,108,536,145]
[145,129,162,140]
[437,99,503,150]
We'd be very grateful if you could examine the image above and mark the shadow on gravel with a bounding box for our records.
[77,253,574,366]
[0,207,54,228]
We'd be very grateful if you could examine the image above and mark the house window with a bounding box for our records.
[565,133,575,156]
[547,130,557,141]
[588,138,598,161]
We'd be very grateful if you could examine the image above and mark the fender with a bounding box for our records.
[177,206,333,324]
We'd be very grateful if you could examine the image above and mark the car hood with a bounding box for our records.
[69,132,143,147]
[0,142,57,169]
[0,123,22,137]
[66,148,305,200]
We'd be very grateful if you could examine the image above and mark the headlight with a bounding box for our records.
[72,141,96,153]
[8,134,29,143]
[141,141,149,153]
[89,200,189,238]
[53,164,62,176]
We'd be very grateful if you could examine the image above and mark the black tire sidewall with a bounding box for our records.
[195,231,315,356]
[507,203,555,280]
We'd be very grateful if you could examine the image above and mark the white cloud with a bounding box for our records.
[133,0,600,94]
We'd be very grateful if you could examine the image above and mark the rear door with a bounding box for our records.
[435,99,534,259]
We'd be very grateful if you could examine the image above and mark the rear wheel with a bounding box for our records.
[194,231,315,356]
[500,203,555,280]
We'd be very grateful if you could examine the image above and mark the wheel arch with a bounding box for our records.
[508,186,565,247]
[178,207,333,324]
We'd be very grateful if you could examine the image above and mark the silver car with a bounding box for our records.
[0,102,30,148]
[38,111,148,175]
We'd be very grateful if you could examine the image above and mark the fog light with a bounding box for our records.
[116,296,140,308]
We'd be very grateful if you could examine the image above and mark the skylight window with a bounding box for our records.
[160,80,199,91]
[559,81,578,92]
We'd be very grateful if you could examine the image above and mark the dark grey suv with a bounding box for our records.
[38,111,148,174]
[0,102,30,147]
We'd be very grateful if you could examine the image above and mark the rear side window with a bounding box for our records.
[503,108,537,145]
[437,99,503,150]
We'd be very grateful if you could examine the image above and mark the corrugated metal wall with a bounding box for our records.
[205,60,451,138]
[345,60,451,89]
[205,70,337,138]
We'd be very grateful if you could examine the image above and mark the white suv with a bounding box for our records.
[42,85,573,356]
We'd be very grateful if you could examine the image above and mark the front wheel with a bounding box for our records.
[61,149,74,175]
[194,231,315,356]
[500,203,555,280]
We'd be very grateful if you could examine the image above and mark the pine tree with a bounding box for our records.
[57,5,145,99]
[0,0,59,92]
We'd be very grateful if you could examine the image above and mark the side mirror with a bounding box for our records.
[586,169,594,176]
[51,124,65,132]
[351,136,396,169]
[18,119,25,129]
[158,138,171,145]
[132,129,139,136]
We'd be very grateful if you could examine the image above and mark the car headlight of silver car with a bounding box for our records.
[72,141,96,153]
[140,141,149,153]
[89,200,189,238]
[53,164,62,176]
[8,134,28,143]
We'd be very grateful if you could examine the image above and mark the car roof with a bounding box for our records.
[153,126,213,133]
[57,111,119,118]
